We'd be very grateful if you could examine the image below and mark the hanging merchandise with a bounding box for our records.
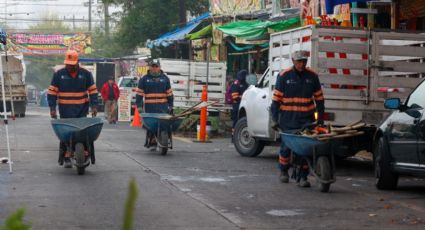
[211,0,262,16]
[212,23,224,45]
[325,0,372,14]
[300,0,321,19]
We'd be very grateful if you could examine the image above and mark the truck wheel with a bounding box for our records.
[374,137,398,190]
[234,117,265,157]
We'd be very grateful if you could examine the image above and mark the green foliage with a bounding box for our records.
[122,177,139,230]
[112,0,209,56]
[1,208,31,230]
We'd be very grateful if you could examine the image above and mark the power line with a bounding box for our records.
[2,3,86,6]
[1,18,103,22]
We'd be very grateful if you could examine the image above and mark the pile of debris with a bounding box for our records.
[300,120,366,141]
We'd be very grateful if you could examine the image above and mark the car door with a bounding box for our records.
[409,81,425,168]
[389,81,425,167]
[246,69,273,138]
[418,111,425,168]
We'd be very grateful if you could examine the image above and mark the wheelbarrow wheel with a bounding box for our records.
[316,156,331,193]
[159,130,168,156]
[75,143,86,175]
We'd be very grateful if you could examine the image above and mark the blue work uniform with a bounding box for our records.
[47,66,99,157]
[135,71,173,113]
[271,67,325,177]
[136,71,173,147]
[230,70,249,128]
[47,67,99,118]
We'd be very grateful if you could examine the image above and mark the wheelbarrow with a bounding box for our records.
[141,113,184,155]
[281,132,337,192]
[51,117,104,175]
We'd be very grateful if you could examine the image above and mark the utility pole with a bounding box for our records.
[73,15,75,31]
[104,1,110,37]
[179,0,186,25]
[88,0,92,31]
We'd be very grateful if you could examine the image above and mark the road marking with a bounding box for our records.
[162,175,228,183]
[173,136,192,143]
[266,209,304,217]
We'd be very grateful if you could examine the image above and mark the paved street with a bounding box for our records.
[1,105,425,229]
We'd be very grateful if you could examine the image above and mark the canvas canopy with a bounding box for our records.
[185,24,213,40]
[146,13,210,48]
[217,17,300,40]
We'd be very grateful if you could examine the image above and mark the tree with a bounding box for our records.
[112,0,209,56]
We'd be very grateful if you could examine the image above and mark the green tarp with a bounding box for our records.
[185,24,212,40]
[217,17,301,40]
[228,40,268,52]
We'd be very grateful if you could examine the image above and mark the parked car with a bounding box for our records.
[374,79,425,190]
[117,76,139,114]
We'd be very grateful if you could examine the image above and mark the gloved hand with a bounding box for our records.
[50,110,57,119]
[91,108,98,117]
[271,120,280,131]
[137,106,144,114]
[168,107,174,115]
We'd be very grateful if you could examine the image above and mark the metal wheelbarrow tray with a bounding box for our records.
[141,113,184,133]
[51,117,104,143]
[281,132,339,192]
[280,132,335,157]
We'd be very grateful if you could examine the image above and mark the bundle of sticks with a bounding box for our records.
[300,120,366,141]
[172,101,220,119]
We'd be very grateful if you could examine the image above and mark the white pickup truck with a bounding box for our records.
[233,25,425,157]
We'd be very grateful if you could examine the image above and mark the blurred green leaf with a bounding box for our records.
[1,208,31,230]
[122,177,139,230]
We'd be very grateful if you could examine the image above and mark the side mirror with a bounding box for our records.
[384,98,401,110]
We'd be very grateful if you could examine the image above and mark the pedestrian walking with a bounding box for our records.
[101,76,120,124]
[270,50,325,187]
[135,59,174,148]
[230,70,250,141]
[47,50,99,168]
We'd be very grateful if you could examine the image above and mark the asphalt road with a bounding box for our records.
[1,105,425,230]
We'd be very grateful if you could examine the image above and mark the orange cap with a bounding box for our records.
[64,50,79,65]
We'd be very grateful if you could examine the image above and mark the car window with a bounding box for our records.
[120,78,138,88]
[258,69,270,88]
[407,81,425,109]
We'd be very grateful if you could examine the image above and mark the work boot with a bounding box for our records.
[298,178,311,188]
[63,158,72,168]
[279,170,289,183]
